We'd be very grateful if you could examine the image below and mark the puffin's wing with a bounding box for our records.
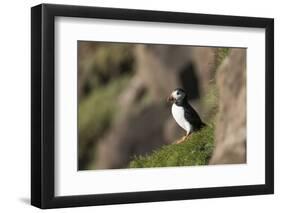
[184,103,205,130]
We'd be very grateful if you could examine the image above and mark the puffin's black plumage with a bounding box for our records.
[170,88,206,133]
[175,96,206,132]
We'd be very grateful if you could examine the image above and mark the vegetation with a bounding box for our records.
[78,75,131,167]
[215,47,230,69]
[129,124,214,168]
[79,43,134,98]
[201,83,219,122]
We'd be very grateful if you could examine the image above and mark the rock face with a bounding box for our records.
[135,45,194,101]
[192,47,216,94]
[210,49,246,164]
[95,103,170,169]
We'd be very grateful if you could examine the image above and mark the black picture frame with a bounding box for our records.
[31,3,274,209]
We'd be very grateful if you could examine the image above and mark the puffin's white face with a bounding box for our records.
[167,89,186,103]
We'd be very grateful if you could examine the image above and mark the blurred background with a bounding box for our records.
[78,41,246,170]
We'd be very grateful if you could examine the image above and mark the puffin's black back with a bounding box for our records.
[184,102,206,131]
[175,96,206,132]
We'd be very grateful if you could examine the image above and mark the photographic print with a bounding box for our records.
[78,41,246,170]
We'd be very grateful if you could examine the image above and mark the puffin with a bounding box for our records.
[167,88,206,144]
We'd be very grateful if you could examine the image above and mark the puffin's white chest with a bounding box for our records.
[171,104,191,134]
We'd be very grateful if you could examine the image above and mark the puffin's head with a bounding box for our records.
[167,88,186,103]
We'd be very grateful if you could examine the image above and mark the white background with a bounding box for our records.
[0,0,279,212]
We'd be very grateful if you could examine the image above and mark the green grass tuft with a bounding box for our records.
[129,124,214,168]
[215,48,230,70]
[201,83,219,122]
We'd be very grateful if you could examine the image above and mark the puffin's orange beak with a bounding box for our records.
[167,95,175,103]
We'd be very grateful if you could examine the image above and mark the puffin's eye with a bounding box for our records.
[177,92,180,95]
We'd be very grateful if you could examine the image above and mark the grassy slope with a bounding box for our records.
[129,124,214,168]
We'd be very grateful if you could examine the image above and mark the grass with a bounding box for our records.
[215,48,230,70]
[78,75,131,163]
[129,124,214,168]
[201,83,219,122]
